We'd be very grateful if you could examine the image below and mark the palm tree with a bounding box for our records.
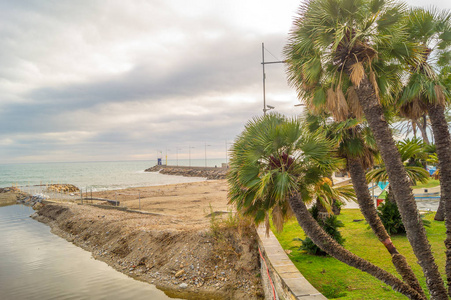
[284,0,447,297]
[228,114,424,299]
[306,114,424,296]
[401,8,451,293]
[399,8,451,227]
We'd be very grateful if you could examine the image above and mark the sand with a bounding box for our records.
[88,180,232,229]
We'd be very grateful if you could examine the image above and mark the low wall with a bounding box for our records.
[145,165,228,180]
[256,226,326,300]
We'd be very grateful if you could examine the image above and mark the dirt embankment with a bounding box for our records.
[33,203,264,300]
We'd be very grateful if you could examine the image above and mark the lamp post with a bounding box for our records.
[176,147,182,166]
[165,147,170,165]
[205,143,211,167]
[225,140,233,165]
[263,104,275,114]
[261,42,285,115]
[189,145,195,167]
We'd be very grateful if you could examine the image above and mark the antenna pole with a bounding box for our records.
[262,43,266,116]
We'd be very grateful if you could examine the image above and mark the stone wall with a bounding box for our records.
[256,226,327,300]
[145,165,228,180]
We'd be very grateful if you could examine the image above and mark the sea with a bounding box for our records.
[0,159,227,191]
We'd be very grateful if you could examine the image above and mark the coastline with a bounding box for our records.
[31,180,264,300]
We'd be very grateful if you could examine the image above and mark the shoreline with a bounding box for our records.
[21,179,263,300]
[32,202,263,300]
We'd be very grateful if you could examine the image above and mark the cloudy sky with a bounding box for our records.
[0,0,449,164]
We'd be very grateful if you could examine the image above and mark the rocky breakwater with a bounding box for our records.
[145,165,228,180]
[17,192,47,210]
[46,184,79,194]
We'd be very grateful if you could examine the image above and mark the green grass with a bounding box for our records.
[273,209,446,299]
[412,179,440,189]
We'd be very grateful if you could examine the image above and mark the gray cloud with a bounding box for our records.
[4,0,444,163]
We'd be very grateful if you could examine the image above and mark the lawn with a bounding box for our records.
[273,209,446,299]
[412,178,440,190]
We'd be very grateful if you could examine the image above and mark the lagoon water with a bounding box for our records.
[0,159,226,190]
[0,204,181,300]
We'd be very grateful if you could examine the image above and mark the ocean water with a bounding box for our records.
[0,159,226,191]
[0,205,180,300]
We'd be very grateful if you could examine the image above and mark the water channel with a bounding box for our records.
[0,204,180,300]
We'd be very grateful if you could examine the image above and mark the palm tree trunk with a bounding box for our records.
[427,103,451,295]
[347,156,425,297]
[428,104,449,223]
[288,192,425,300]
[350,74,448,299]
[412,120,418,139]
[419,114,430,145]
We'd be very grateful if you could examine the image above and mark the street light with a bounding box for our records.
[263,104,275,114]
[189,145,195,167]
[165,147,170,165]
[205,143,211,167]
[261,42,285,115]
[225,140,233,165]
[176,147,182,166]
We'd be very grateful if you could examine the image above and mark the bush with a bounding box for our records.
[295,205,345,255]
[376,200,431,235]
[377,200,405,235]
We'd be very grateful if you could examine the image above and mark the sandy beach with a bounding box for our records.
[88,179,232,230]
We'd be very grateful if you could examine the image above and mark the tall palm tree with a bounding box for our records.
[306,114,424,296]
[399,8,451,226]
[400,7,451,292]
[284,0,447,297]
[228,114,424,299]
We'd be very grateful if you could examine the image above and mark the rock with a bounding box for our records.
[179,283,188,289]
[46,184,80,194]
[32,202,44,210]
[175,269,185,278]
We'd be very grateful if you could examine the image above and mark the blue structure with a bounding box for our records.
[378,181,389,190]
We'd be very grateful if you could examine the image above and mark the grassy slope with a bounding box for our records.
[412,179,440,190]
[273,209,446,299]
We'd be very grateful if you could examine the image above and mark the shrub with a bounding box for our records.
[377,200,405,235]
[376,200,431,235]
[295,205,345,255]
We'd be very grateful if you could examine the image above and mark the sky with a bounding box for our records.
[0,0,449,164]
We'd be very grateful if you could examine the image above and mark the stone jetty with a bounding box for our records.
[17,192,47,209]
[145,165,228,180]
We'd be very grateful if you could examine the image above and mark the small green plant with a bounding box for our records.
[294,205,345,255]
[207,204,253,239]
